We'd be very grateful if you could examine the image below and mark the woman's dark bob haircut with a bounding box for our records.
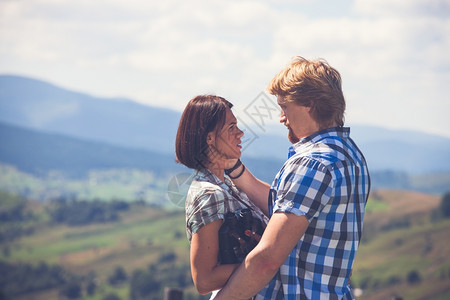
[175,95,233,170]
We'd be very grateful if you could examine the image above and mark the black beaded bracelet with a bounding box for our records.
[228,164,245,179]
[225,159,242,175]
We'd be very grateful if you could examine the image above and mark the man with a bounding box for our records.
[216,56,370,299]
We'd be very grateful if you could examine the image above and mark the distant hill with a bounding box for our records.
[1,116,449,199]
[0,119,284,181]
[1,74,450,174]
[0,74,180,154]
[0,121,184,178]
[350,125,450,174]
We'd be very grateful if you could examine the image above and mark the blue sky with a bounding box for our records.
[1,0,449,138]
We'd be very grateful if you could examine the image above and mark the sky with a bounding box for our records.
[1,0,449,138]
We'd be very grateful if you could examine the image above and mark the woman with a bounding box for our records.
[175,95,269,297]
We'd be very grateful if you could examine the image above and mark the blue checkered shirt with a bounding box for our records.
[256,127,370,300]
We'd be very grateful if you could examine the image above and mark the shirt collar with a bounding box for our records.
[194,168,236,192]
[288,127,350,158]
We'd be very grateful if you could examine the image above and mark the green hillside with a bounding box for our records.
[0,163,177,207]
[353,190,450,299]
[0,192,198,300]
[1,189,450,299]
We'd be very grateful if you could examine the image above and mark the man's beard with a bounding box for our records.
[287,126,299,144]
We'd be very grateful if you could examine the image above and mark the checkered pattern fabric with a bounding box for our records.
[256,127,370,300]
[185,168,269,242]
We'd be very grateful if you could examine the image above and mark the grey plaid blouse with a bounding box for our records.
[185,168,269,242]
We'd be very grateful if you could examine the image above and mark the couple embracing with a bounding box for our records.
[175,56,370,300]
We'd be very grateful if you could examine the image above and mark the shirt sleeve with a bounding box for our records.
[187,187,226,237]
[273,156,333,222]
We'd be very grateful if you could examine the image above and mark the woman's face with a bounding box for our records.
[208,108,244,162]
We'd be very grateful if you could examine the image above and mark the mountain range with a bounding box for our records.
[0,75,180,154]
[1,74,450,179]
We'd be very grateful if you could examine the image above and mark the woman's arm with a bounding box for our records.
[228,163,270,216]
[190,219,240,295]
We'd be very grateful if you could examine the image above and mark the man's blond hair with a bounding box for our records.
[267,56,346,129]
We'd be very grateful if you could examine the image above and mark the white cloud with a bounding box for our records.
[262,0,450,137]
[354,0,450,18]
[0,0,449,137]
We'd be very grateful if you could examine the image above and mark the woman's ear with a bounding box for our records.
[206,132,214,145]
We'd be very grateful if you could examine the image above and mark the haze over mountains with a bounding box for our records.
[1,74,450,178]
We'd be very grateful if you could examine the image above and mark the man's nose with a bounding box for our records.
[280,110,286,123]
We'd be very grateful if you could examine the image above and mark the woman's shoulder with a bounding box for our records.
[185,177,228,239]
[189,177,225,196]
[189,169,226,195]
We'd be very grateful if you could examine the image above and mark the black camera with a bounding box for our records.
[218,208,265,264]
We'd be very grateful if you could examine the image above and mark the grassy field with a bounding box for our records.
[0,164,174,206]
[1,197,196,299]
[1,189,450,299]
[353,189,450,299]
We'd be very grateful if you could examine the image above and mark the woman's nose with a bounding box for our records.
[236,126,244,138]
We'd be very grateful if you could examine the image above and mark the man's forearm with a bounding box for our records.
[214,249,278,299]
[216,213,310,299]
